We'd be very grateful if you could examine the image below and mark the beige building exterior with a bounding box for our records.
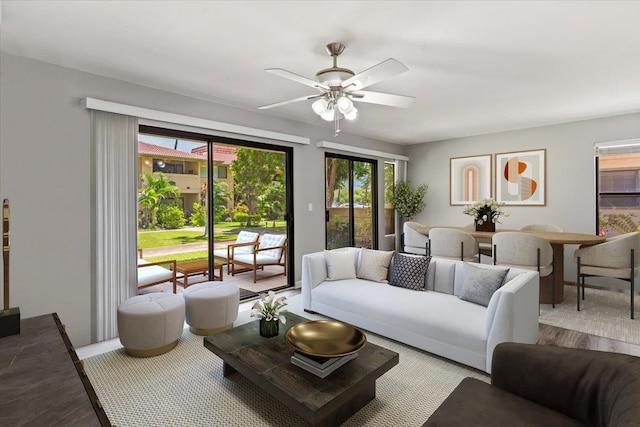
[138,141,236,213]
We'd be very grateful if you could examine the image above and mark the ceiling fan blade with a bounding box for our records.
[258,94,324,110]
[351,90,415,108]
[265,68,330,91]
[342,58,409,90]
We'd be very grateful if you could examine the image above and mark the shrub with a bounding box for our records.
[247,214,262,226]
[234,212,249,225]
[158,205,186,229]
[190,202,206,226]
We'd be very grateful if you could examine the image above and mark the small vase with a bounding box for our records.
[475,220,496,232]
[259,318,279,338]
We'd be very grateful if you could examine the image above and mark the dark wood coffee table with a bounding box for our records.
[203,312,398,427]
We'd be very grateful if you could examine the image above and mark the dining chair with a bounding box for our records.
[464,223,493,261]
[230,233,287,283]
[403,221,428,255]
[574,232,640,319]
[493,232,555,309]
[212,230,260,275]
[428,228,479,262]
[520,224,564,232]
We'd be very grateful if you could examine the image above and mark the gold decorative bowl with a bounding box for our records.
[285,320,367,357]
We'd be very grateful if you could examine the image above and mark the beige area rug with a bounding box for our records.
[540,285,640,345]
[84,296,488,427]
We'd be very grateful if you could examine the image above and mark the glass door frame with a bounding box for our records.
[139,125,295,290]
[324,152,379,249]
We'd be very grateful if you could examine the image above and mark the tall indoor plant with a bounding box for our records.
[391,181,428,222]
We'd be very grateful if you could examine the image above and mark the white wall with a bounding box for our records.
[406,113,640,286]
[0,52,406,346]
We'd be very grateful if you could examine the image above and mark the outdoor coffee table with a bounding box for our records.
[203,312,399,427]
[174,259,223,288]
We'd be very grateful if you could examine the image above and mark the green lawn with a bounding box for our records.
[138,230,237,249]
[138,230,208,249]
[144,250,208,264]
[138,220,286,250]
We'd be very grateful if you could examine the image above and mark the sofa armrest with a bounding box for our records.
[484,270,539,373]
[492,342,640,426]
[301,252,328,310]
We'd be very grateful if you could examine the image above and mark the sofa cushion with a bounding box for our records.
[389,253,431,290]
[324,248,358,280]
[423,377,583,427]
[458,262,510,307]
[357,248,394,283]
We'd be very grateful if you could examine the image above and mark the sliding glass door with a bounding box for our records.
[137,125,293,296]
[325,154,377,249]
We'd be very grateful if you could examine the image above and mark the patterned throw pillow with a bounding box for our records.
[357,248,395,283]
[389,253,431,290]
[324,248,358,280]
[458,262,510,307]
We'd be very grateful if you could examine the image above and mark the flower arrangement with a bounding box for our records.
[251,291,288,324]
[463,198,509,225]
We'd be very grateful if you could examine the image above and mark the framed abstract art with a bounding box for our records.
[495,149,546,205]
[450,154,492,205]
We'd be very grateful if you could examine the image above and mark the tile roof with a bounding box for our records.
[138,141,205,160]
[138,142,237,165]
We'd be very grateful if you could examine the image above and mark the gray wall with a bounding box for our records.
[0,52,406,346]
[406,113,640,287]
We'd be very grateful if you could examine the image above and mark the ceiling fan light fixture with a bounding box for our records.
[312,98,329,115]
[344,107,358,121]
[336,96,353,114]
[320,109,335,121]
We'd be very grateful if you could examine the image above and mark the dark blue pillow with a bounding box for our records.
[389,253,431,291]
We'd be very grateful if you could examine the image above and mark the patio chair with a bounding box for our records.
[212,230,260,275]
[137,249,177,293]
[230,233,287,283]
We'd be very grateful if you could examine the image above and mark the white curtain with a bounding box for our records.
[92,111,138,341]
[395,159,408,251]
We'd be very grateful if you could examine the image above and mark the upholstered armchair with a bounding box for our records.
[574,231,640,319]
[403,221,428,255]
[424,342,640,426]
[493,232,555,308]
[428,228,479,262]
[137,249,177,293]
[212,230,260,275]
[230,233,287,283]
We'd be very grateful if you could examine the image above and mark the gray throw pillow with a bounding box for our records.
[389,253,431,291]
[459,262,510,307]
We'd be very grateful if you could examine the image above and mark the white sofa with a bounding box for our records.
[301,249,539,373]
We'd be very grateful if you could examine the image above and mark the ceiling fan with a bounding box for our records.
[258,42,415,135]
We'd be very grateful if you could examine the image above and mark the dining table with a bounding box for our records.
[415,226,605,304]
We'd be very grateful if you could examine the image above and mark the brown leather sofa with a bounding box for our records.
[424,342,640,426]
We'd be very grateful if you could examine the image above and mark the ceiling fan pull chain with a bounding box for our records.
[334,109,341,136]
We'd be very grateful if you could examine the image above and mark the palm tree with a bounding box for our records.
[138,172,181,229]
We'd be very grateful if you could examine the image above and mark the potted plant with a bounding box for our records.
[391,181,428,221]
[463,198,509,232]
[251,291,288,338]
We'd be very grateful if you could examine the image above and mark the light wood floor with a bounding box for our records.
[538,323,640,357]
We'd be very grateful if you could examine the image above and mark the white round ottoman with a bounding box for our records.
[183,281,239,336]
[117,293,185,357]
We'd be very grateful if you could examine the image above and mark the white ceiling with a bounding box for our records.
[2,1,640,144]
